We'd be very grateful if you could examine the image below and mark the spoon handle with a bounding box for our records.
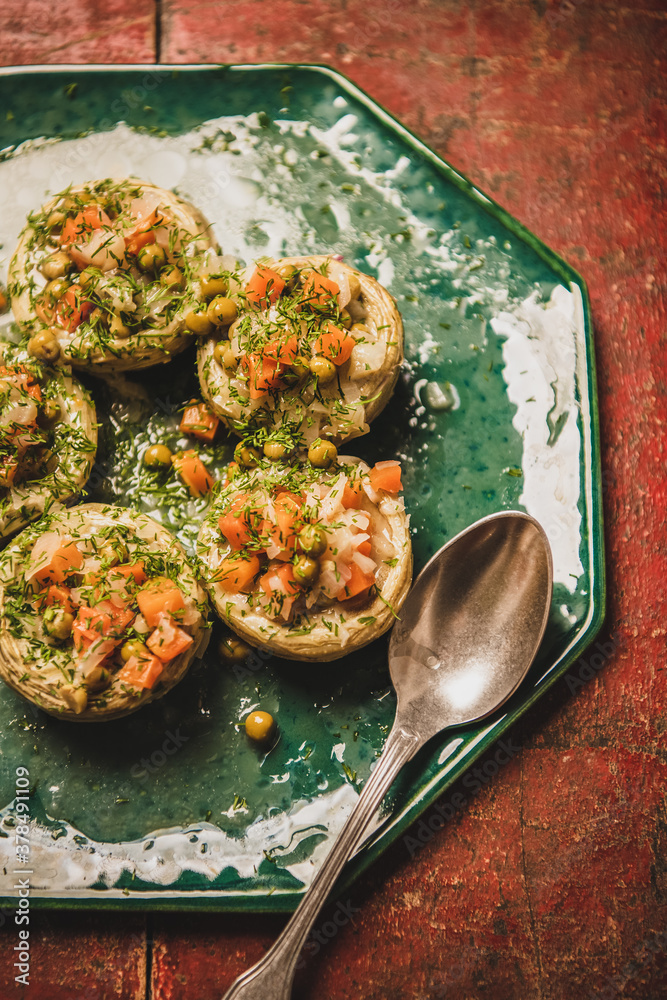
[221,724,421,1000]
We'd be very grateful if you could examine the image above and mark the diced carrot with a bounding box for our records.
[147,615,194,662]
[137,578,186,629]
[338,562,375,600]
[84,562,145,606]
[55,286,93,332]
[314,323,355,366]
[23,378,42,404]
[263,334,298,366]
[341,478,365,509]
[35,584,74,615]
[109,561,147,585]
[240,352,286,399]
[87,562,146,589]
[356,539,372,557]
[179,402,220,443]
[72,603,133,651]
[302,271,340,310]
[172,449,214,498]
[96,603,134,637]
[369,461,402,494]
[259,561,301,598]
[255,356,285,393]
[105,605,135,633]
[32,540,84,587]
[53,541,84,579]
[72,605,113,651]
[241,353,266,400]
[60,204,110,246]
[118,654,164,691]
[214,553,261,593]
[124,208,162,256]
[265,493,302,560]
[125,229,156,256]
[245,265,285,307]
[273,489,304,506]
[218,493,261,550]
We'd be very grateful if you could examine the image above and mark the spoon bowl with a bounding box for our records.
[389,511,552,737]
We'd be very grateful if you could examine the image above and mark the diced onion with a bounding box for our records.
[77,639,117,677]
[352,550,376,575]
[181,602,201,627]
[133,614,150,634]
[70,230,126,272]
[130,193,162,221]
[1,402,38,428]
[363,480,380,504]
[347,341,386,381]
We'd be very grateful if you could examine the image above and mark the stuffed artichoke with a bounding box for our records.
[9,178,215,372]
[197,254,403,450]
[0,349,97,539]
[197,452,411,661]
[0,504,209,720]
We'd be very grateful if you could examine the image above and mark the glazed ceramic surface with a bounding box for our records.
[0,64,604,911]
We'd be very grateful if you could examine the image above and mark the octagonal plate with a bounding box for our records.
[0,64,604,912]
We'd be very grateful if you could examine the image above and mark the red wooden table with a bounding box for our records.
[1,2,665,998]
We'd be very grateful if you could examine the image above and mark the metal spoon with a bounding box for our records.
[222,511,553,1000]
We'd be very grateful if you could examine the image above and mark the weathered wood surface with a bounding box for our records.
[0,1,665,997]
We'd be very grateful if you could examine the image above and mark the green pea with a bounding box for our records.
[207,296,238,326]
[28,329,61,364]
[78,267,102,289]
[109,313,131,339]
[200,274,228,297]
[43,608,74,641]
[219,636,253,664]
[161,265,186,291]
[308,438,337,469]
[234,442,262,468]
[43,277,70,300]
[144,444,173,468]
[214,342,237,371]
[309,356,336,384]
[120,640,151,663]
[347,272,362,300]
[38,399,61,426]
[293,555,320,585]
[40,251,72,280]
[245,710,276,742]
[137,244,167,272]
[340,308,353,329]
[185,304,214,336]
[263,440,287,461]
[298,524,327,557]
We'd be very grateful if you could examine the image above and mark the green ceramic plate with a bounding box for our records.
[0,64,604,912]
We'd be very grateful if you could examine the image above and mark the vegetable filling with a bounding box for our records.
[210,457,404,624]
[13,179,212,365]
[1,514,203,715]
